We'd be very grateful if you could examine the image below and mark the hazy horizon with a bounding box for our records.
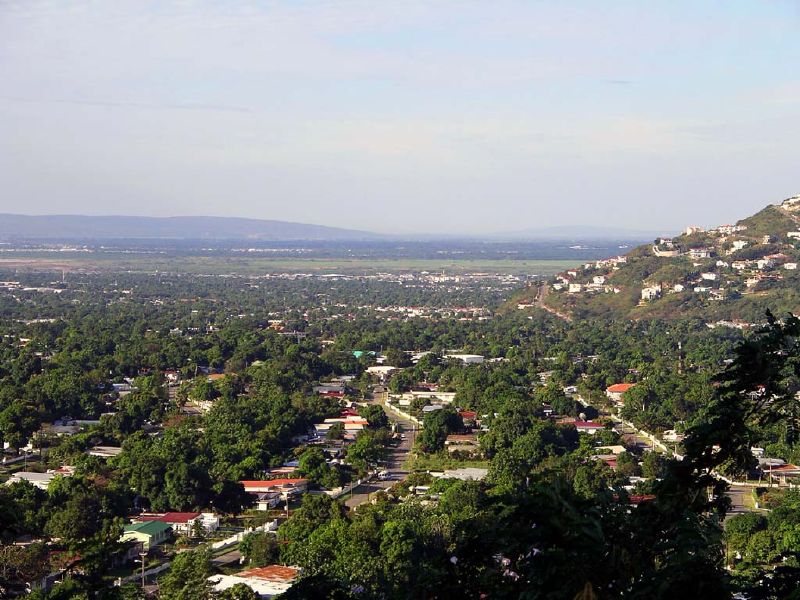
[2,1,799,235]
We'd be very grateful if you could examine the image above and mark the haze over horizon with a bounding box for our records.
[1,1,799,235]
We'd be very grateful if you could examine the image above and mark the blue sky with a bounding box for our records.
[1,0,798,235]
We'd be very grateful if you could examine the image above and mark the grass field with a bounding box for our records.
[0,255,581,276]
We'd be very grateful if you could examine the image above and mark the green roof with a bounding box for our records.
[123,521,172,537]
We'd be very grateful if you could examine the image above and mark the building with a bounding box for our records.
[641,286,661,302]
[433,467,488,481]
[87,445,123,459]
[606,383,636,405]
[573,420,606,435]
[689,248,713,259]
[443,354,485,365]
[121,521,171,551]
[241,478,309,496]
[133,512,219,535]
[209,565,301,598]
[444,433,481,455]
[5,471,59,491]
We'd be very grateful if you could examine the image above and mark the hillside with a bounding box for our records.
[520,194,800,323]
[0,214,382,241]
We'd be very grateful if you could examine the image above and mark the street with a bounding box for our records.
[344,401,416,509]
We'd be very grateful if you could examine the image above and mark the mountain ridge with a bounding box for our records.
[0,214,382,241]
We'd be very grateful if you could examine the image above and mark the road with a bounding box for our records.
[532,282,572,322]
[344,401,417,510]
[212,548,242,567]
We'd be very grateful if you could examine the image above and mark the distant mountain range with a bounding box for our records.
[0,214,664,242]
[0,214,381,241]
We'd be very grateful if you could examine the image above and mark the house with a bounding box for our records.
[313,416,369,436]
[444,433,480,455]
[573,420,606,435]
[365,365,397,380]
[433,467,488,481]
[689,248,713,259]
[785,263,798,270]
[767,464,800,485]
[685,226,704,235]
[133,512,219,535]
[700,272,717,281]
[731,240,749,252]
[209,565,301,598]
[256,492,284,511]
[606,383,635,405]
[672,283,685,293]
[5,471,59,491]
[121,521,171,551]
[641,286,661,301]
[87,445,123,458]
[757,258,775,270]
[458,410,478,423]
[663,430,685,443]
[443,354,485,365]
[788,231,800,240]
[568,283,584,294]
[241,478,309,496]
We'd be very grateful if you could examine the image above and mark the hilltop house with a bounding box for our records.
[641,286,661,301]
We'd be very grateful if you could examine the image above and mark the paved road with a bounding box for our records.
[212,548,242,567]
[344,402,416,510]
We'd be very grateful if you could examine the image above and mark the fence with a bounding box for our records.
[210,519,279,550]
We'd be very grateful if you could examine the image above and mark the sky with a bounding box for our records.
[1,1,799,236]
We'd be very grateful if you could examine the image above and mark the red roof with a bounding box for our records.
[573,420,605,428]
[136,512,200,524]
[606,383,635,393]
[628,494,656,504]
[238,565,300,582]
[241,478,308,489]
[459,410,478,419]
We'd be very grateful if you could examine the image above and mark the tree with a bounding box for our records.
[159,548,215,600]
[218,584,260,600]
[358,404,389,430]
[239,532,280,567]
[417,407,462,453]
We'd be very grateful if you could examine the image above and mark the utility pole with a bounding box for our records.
[139,550,147,591]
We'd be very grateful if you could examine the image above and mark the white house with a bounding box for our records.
[641,286,661,301]
[784,263,798,270]
[568,283,583,294]
[133,512,219,535]
[443,354,485,365]
[5,472,59,491]
[209,565,301,598]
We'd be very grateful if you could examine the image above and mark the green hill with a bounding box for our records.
[520,194,800,322]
